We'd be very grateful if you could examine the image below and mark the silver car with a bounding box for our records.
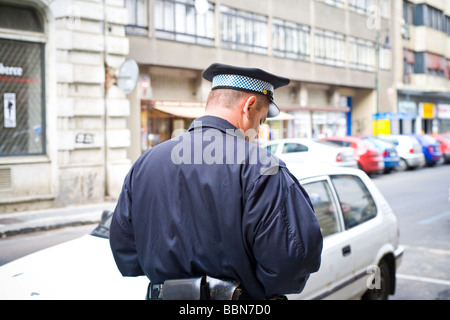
[377,135,425,171]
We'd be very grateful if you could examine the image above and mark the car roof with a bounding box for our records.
[285,163,364,181]
[323,136,363,142]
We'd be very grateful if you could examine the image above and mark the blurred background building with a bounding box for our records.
[0,0,449,212]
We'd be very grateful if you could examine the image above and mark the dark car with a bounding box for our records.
[411,134,442,166]
[320,136,384,175]
[365,137,400,173]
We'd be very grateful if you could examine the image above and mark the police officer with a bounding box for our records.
[109,63,323,300]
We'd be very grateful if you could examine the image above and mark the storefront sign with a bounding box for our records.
[437,104,450,119]
[3,93,16,128]
[398,101,417,116]
[0,63,23,76]
[373,119,390,136]
[420,102,435,119]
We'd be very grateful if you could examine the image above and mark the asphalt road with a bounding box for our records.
[0,164,449,300]
[372,164,450,300]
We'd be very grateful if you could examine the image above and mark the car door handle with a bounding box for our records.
[342,245,351,257]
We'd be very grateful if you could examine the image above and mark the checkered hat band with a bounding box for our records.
[212,74,274,96]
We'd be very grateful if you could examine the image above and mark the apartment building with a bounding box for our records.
[125,0,396,162]
[397,0,450,134]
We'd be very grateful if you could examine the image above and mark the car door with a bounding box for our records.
[288,176,355,300]
[330,174,385,298]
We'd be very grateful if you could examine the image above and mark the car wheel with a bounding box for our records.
[396,159,408,172]
[362,259,391,300]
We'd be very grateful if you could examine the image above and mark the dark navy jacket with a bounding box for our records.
[109,116,323,299]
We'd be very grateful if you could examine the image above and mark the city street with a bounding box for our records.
[372,164,450,300]
[0,164,449,300]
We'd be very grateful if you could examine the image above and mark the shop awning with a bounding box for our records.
[152,101,206,119]
[152,100,295,121]
[269,112,296,121]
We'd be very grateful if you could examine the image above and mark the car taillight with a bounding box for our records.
[428,146,434,153]
[409,148,414,154]
[336,153,342,162]
[382,150,388,157]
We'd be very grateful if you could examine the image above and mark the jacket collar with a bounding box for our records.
[188,116,244,139]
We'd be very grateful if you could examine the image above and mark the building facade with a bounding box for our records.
[0,0,131,213]
[3,0,449,213]
[125,0,396,163]
[395,0,450,135]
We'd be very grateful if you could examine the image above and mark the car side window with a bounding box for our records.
[283,143,308,153]
[303,180,341,238]
[264,143,278,154]
[330,175,377,229]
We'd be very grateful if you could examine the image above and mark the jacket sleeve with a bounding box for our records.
[109,171,144,277]
[243,166,323,297]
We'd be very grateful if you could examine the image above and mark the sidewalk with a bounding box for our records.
[0,202,116,238]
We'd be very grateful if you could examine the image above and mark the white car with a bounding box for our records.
[262,138,357,168]
[0,166,403,300]
[376,135,425,171]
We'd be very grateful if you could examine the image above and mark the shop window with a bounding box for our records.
[0,5,46,157]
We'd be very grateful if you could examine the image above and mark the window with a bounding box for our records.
[154,0,215,46]
[272,19,310,61]
[414,52,446,78]
[303,180,341,237]
[316,0,345,9]
[221,5,268,55]
[264,143,278,154]
[414,4,446,33]
[314,29,345,67]
[348,37,375,72]
[0,5,46,157]
[282,143,308,153]
[403,0,415,25]
[331,175,377,229]
[125,0,149,36]
[403,49,415,83]
[348,0,375,16]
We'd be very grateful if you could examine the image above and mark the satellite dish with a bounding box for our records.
[117,59,139,94]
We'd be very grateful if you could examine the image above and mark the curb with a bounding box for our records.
[0,202,116,238]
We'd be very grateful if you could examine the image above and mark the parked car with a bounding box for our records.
[365,137,400,173]
[432,133,450,164]
[0,166,404,300]
[261,138,357,168]
[376,135,425,171]
[320,136,385,175]
[287,165,404,300]
[0,212,148,300]
[411,134,443,166]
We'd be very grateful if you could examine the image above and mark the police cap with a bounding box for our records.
[202,63,290,118]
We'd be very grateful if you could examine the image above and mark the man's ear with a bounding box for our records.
[242,95,257,119]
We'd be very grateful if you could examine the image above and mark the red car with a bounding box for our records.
[321,136,385,175]
[433,133,450,163]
